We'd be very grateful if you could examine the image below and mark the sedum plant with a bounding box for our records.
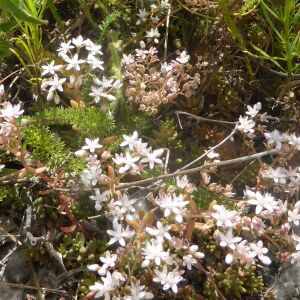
[1,2,300,299]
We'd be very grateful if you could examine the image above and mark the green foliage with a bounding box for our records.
[77,0,97,29]
[204,266,263,299]
[153,119,183,150]
[26,107,115,139]
[0,0,47,25]
[58,232,106,266]
[0,38,11,59]
[141,169,163,180]
[21,125,84,173]
[257,0,300,74]
[47,0,65,31]
[98,11,121,43]
[70,197,94,220]
[0,186,11,202]
[236,0,260,16]
[192,188,237,211]
[79,274,97,296]
[6,0,48,81]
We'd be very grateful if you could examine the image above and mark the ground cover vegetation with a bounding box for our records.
[0,0,300,299]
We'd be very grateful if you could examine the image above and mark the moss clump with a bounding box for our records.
[193,188,237,210]
[22,125,84,172]
[25,107,115,138]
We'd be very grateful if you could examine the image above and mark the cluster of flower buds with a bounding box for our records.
[122,42,200,114]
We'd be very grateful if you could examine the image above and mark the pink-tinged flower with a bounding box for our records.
[250,216,265,234]
[291,251,300,264]
[80,165,102,186]
[120,131,139,150]
[114,193,137,214]
[288,208,300,226]
[275,200,288,215]
[82,138,102,153]
[292,234,300,251]
[246,190,278,214]
[155,193,189,223]
[124,280,154,300]
[264,129,285,150]
[237,116,255,134]
[234,240,255,267]
[153,266,184,294]
[72,35,85,48]
[113,152,140,174]
[140,148,164,169]
[288,133,300,151]
[219,229,242,250]
[141,239,170,267]
[62,53,85,71]
[0,122,13,136]
[249,240,271,265]
[212,205,240,228]
[122,53,135,65]
[246,102,261,118]
[176,175,196,193]
[97,251,118,275]
[183,254,197,270]
[0,84,4,99]
[107,219,135,247]
[0,103,24,120]
[145,221,172,242]
[176,51,190,64]
[176,175,189,189]
[41,60,61,76]
[57,40,74,55]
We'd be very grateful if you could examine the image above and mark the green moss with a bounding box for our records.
[192,188,237,210]
[25,107,115,138]
[21,125,84,173]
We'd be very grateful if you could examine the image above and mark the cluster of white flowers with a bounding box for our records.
[0,85,24,143]
[212,202,272,266]
[80,114,300,298]
[86,160,207,298]
[40,35,121,104]
[237,102,262,136]
[113,131,164,175]
[136,1,170,26]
